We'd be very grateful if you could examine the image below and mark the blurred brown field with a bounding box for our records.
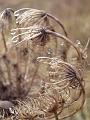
[0,0,90,120]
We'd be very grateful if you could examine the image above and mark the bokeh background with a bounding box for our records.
[0,0,90,120]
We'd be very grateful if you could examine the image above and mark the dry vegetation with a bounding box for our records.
[0,1,89,120]
[0,7,88,120]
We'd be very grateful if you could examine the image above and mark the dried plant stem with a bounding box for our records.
[15,22,23,70]
[53,110,59,120]
[83,38,90,53]
[5,61,12,84]
[1,29,7,52]
[24,54,31,80]
[15,64,21,96]
[14,8,31,16]
[24,42,29,73]
[47,13,68,37]
[47,13,70,59]
[0,64,7,84]
[29,63,40,92]
[35,14,47,25]
[46,30,82,61]
[16,22,22,42]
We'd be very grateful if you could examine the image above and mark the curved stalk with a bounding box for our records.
[47,13,68,37]
[46,29,82,62]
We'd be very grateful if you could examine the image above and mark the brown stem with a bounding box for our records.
[30,64,39,85]
[28,63,40,92]
[1,29,7,52]
[83,38,90,53]
[47,13,68,37]
[16,22,22,42]
[54,110,59,120]
[46,29,82,62]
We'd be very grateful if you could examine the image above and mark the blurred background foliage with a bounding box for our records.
[0,0,90,120]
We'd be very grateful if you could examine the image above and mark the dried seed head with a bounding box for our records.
[1,8,14,22]
[14,8,47,27]
[0,8,15,31]
[0,8,87,120]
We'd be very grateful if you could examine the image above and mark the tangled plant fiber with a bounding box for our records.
[0,8,89,120]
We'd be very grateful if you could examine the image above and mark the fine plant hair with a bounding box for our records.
[0,8,88,120]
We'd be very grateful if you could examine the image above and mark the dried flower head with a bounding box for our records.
[0,8,88,120]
